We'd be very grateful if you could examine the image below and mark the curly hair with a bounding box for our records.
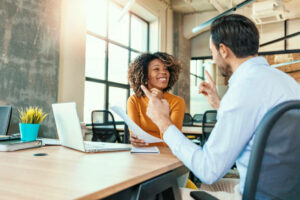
[128,52,182,97]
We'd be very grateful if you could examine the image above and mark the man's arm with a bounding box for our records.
[141,85,255,184]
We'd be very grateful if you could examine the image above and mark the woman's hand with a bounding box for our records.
[150,88,164,99]
[130,134,149,147]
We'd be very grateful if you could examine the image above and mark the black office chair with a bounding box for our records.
[201,110,217,145]
[183,113,193,126]
[91,110,121,143]
[123,124,130,144]
[0,105,12,135]
[191,100,300,200]
[193,114,203,124]
[243,100,300,200]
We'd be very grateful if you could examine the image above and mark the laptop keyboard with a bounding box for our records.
[84,141,106,151]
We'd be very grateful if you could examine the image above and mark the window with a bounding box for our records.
[84,81,105,123]
[85,35,106,80]
[190,59,215,116]
[84,0,149,123]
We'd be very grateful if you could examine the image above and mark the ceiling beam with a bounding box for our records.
[118,0,135,22]
[192,0,256,34]
[183,10,219,39]
[210,0,225,13]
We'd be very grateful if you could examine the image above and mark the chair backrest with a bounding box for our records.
[183,113,193,126]
[123,124,130,144]
[0,106,12,135]
[243,100,300,200]
[192,114,203,123]
[91,110,120,143]
[201,110,217,142]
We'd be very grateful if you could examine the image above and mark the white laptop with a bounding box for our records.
[52,102,131,153]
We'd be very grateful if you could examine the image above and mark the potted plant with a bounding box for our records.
[18,106,48,141]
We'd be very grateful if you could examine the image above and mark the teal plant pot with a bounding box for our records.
[19,123,40,142]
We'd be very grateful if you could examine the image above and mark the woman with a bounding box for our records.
[127,52,185,147]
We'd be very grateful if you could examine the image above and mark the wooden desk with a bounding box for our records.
[84,124,202,141]
[0,146,185,200]
[182,126,202,135]
[87,125,202,135]
[192,122,202,126]
[84,124,125,132]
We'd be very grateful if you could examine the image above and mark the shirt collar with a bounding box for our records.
[228,56,269,86]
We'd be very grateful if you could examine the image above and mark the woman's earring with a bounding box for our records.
[145,81,147,85]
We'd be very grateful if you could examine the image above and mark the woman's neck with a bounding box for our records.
[147,86,164,92]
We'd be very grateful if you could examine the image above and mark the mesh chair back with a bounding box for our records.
[183,113,193,126]
[201,110,217,144]
[91,110,120,143]
[243,100,300,200]
[193,114,203,123]
[0,106,12,135]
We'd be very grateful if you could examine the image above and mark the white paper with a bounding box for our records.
[131,146,160,154]
[110,106,163,143]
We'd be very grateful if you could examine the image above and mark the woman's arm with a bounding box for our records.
[127,96,149,147]
[127,96,141,127]
[169,97,185,131]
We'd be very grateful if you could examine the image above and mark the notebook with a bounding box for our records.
[131,146,160,154]
[0,140,42,152]
[0,133,21,141]
[52,102,131,153]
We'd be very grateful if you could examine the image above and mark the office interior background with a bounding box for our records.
[0,0,299,138]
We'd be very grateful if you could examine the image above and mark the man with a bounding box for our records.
[140,14,300,199]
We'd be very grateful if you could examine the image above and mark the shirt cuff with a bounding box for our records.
[163,125,185,148]
[163,125,200,166]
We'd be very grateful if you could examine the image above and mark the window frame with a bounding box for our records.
[84,0,149,122]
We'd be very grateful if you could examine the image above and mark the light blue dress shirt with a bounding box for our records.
[163,57,300,194]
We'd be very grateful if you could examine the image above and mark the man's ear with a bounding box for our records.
[218,43,229,59]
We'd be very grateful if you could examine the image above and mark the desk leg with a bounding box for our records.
[103,166,188,200]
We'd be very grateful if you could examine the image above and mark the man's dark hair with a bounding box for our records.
[211,14,259,58]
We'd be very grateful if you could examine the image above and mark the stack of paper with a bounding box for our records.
[110,106,163,143]
[110,106,162,154]
[131,146,160,154]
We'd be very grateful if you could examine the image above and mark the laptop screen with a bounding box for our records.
[52,102,86,151]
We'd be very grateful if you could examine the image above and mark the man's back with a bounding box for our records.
[139,14,300,199]
[218,56,300,193]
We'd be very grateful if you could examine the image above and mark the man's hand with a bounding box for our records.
[198,70,221,110]
[141,85,172,133]
[130,134,149,147]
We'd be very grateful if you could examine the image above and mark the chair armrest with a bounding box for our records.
[190,191,219,200]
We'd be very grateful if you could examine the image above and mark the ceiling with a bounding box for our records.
[172,0,244,13]
[171,0,300,21]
